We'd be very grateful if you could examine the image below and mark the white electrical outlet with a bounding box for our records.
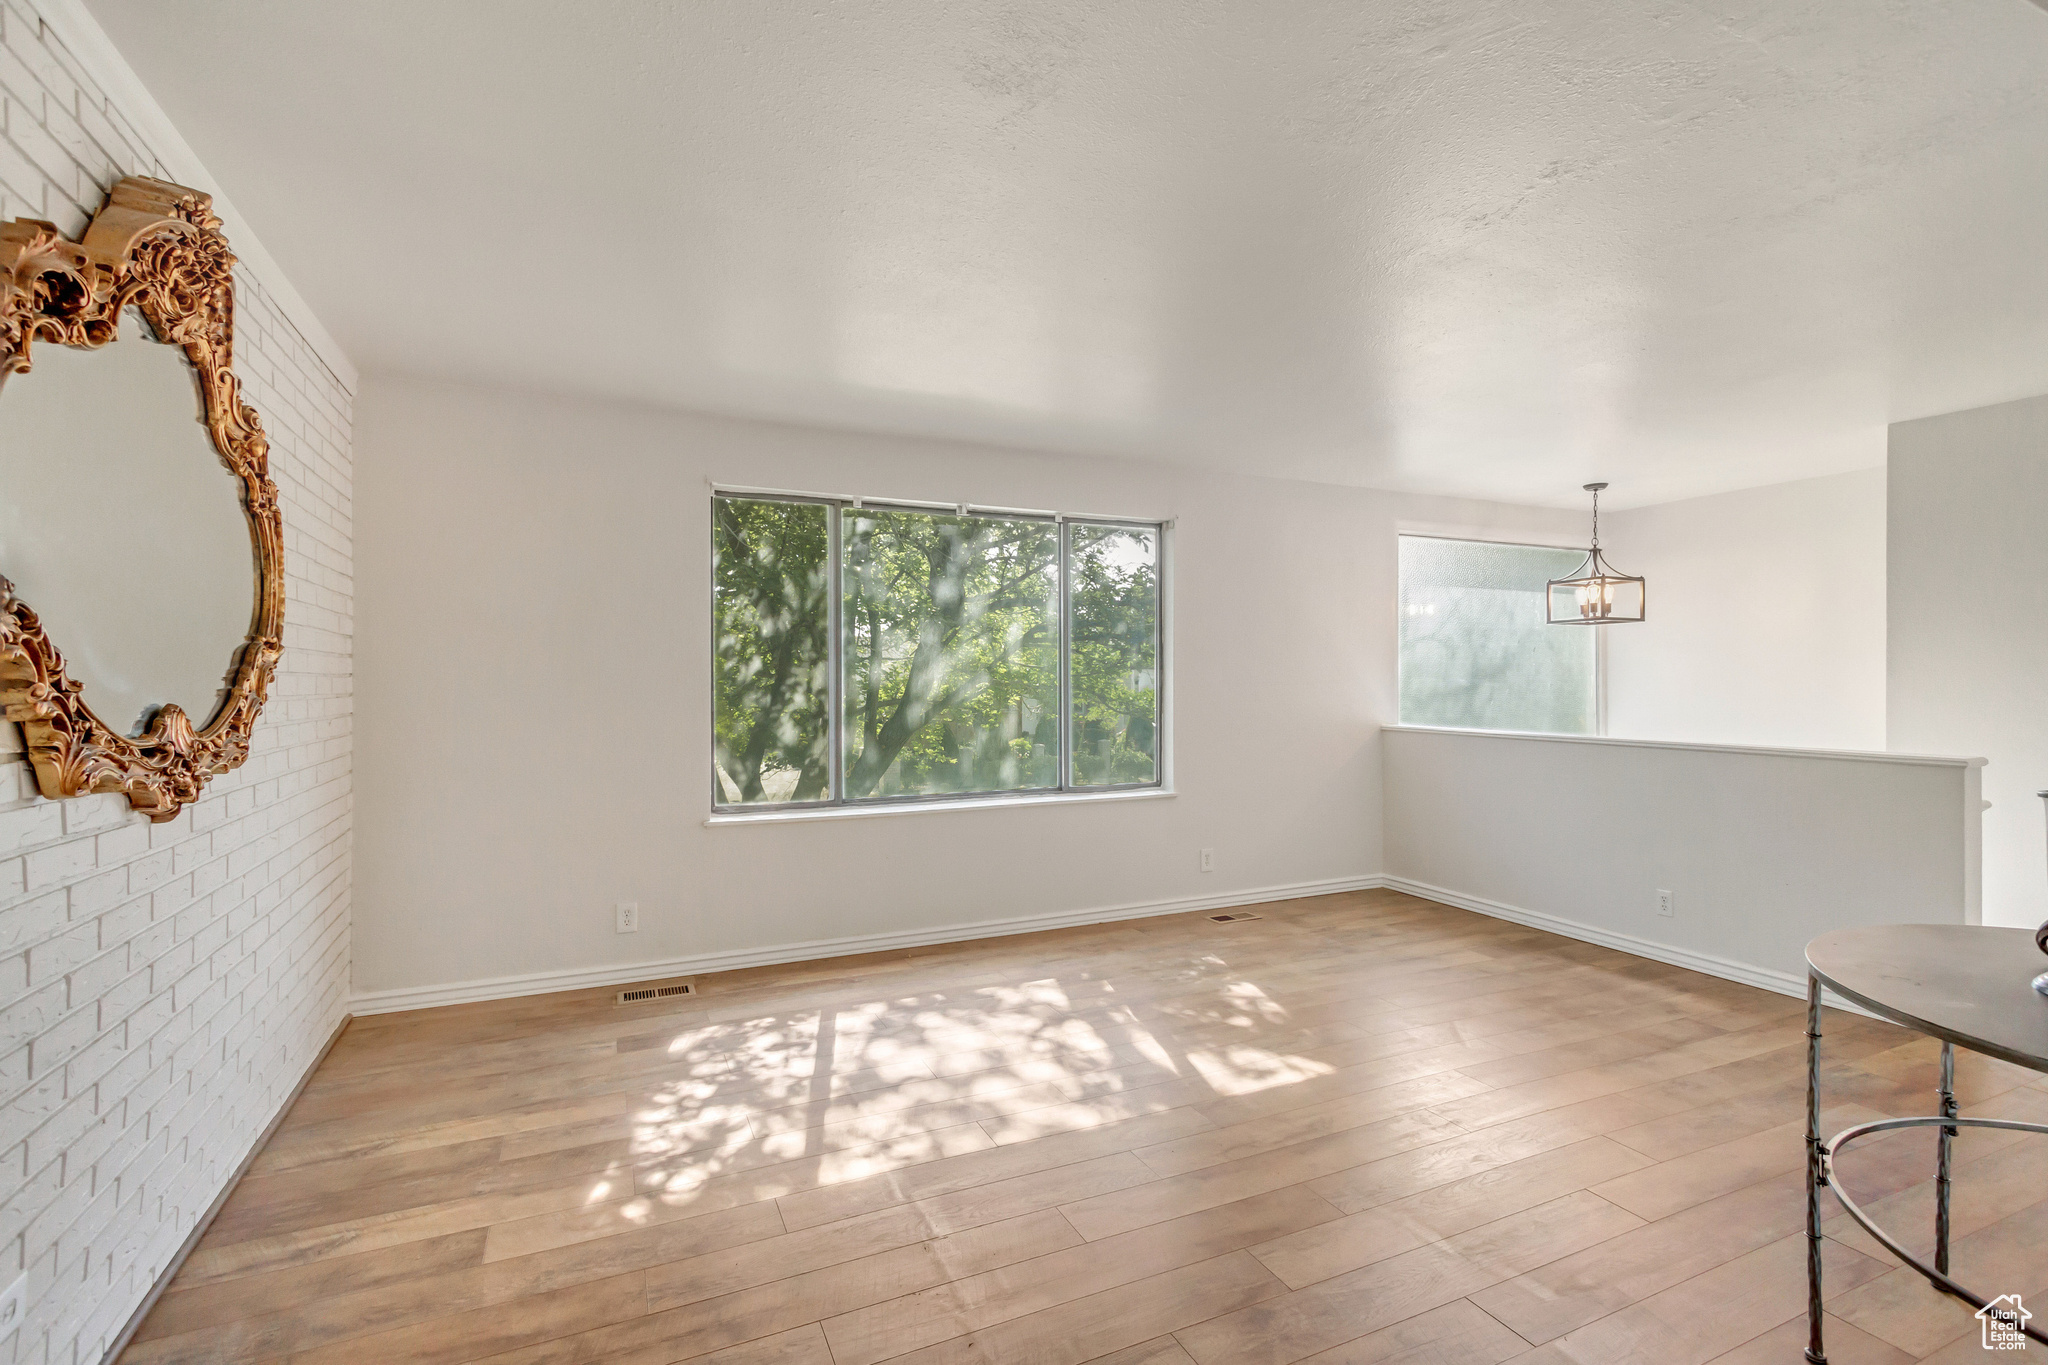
[0,1271,26,1338]
[615,901,639,934]
[1199,848,1215,873]
[1656,889,1674,918]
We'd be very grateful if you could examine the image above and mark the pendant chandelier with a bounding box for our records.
[1547,482,1645,624]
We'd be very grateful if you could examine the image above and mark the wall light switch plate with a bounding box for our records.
[0,1271,26,1338]
[615,902,639,934]
[1199,848,1215,873]
[1656,889,1674,918]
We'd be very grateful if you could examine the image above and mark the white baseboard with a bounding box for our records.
[349,874,1388,1015]
[1382,875,1878,1017]
[1381,874,1809,998]
[352,873,1877,1021]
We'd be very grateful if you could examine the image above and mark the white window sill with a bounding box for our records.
[705,786,1175,827]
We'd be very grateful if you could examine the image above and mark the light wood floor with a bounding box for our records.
[117,889,2048,1365]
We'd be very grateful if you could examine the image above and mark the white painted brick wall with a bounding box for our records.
[0,4,353,1361]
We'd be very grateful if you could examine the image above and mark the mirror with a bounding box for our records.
[0,309,254,738]
[0,176,283,822]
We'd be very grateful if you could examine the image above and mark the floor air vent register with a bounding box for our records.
[616,982,695,1005]
[1208,912,1263,923]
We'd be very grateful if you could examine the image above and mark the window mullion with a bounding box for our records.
[1058,518,1072,793]
[828,503,845,804]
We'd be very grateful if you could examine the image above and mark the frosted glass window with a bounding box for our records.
[1399,536,1596,734]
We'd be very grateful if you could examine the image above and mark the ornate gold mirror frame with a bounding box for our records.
[0,176,282,822]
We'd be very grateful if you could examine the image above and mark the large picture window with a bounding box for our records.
[714,493,1164,809]
[1398,535,1597,734]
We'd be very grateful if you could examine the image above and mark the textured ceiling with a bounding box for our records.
[84,0,2048,506]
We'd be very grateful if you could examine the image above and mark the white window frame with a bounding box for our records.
[709,484,1173,817]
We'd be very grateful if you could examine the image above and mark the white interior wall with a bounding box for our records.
[0,6,352,1360]
[1382,727,1981,990]
[351,373,1584,1006]
[1603,469,1888,750]
[1889,394,2048,930]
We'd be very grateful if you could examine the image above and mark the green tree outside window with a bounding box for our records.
[712,495,1163,807]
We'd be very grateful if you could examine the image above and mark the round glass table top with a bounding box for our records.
[1806,925,2048,1072]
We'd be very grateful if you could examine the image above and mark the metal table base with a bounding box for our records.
[1804,971,2048,1361]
